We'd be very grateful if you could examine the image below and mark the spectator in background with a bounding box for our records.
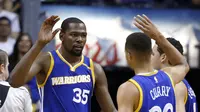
[0,16,15,55]
[8,33,32,71]
[2,0,21,14]
[0,0,20,39]
[8,33,40,112]
[2,0,13,12]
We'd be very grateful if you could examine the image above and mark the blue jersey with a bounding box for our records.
[27,76,40,104]
[182,79,198,112]
[38,50,95,112]
[129,70,176,112]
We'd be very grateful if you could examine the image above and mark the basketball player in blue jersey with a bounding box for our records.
[152,37,198,112]
[117,14,190,112]
[8,16,117,112]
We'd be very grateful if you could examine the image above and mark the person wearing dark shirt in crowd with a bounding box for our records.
[9,33,40,112]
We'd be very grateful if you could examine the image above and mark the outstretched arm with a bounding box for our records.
[134,14,189,84]
[175,82,187,112]
[9,16,60,87]
[94,63,117,112]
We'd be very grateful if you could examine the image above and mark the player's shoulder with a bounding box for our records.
[9,86,31,103]
[92,62,103,73]
[36,51,52,63]
[175,81,187,94]
[40,51,52,58]
[18,86,29,93]
[10,86,30,94]
[118,81,139,97]
[93,61,101,68]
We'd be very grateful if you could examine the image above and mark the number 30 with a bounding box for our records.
[149,103,173,112]
[73,88,90,105]
[193,103,196,112]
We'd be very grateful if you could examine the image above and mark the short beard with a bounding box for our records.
[70,49,82,56]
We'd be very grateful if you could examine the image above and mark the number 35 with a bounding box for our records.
[73,88,90,105]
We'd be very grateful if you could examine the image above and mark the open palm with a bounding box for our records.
[133,14,162,41]
[38,15,60,45]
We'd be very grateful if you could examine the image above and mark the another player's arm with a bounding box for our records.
[134,14,189,84]
[9,15,60,87]
[155,36,189,84]
[175,82,187,112]
[117,82,139,112]
[93,63,117,112]
[9,43,45,87]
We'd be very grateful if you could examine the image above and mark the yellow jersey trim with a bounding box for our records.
[56,50,84,71]
[183,82,188,104]
[164,71,175,88]
[138,70,158,76]
[32,104,36,112]
[82,63,90,69]
[90,59,95,88]
[128,79,143,112]
[38,52,54,88]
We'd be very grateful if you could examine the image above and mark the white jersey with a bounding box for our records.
[0,81,32,112]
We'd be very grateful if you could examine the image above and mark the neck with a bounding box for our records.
[0,74,5,81]
[131,61,154,75]
[160,63,171,69]
[0,36,8,42]
[59,46,82,65]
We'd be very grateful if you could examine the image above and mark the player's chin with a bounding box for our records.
[72,50,82,56]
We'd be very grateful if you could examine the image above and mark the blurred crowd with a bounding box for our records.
[41,0,200,8]
[0,0,40,111]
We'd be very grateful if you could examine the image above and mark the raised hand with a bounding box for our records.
[38,15,60,45]
[133,14,163,41]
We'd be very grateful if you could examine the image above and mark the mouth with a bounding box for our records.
[73,45,83,51]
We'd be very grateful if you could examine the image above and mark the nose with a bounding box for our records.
[76,36,83,43]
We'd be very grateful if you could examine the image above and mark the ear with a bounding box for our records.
[0,64,5,73]
[59,29,64,42]
[160,53,167,63]
[126,51,132,60]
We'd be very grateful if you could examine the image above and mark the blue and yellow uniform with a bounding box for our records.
[183,79,198,112]
[38,50,95,112]
[129,70,176,112]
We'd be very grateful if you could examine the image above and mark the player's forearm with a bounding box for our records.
[95,86,117,112]
[176,102,186,112]
[9,41,45,87]
[96,93,117,112]
[155,34,187,66]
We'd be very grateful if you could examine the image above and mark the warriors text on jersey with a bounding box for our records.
[38,50,95,112]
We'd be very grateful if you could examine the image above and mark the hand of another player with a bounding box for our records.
[38,15,60,45]
[133,14,162,41]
